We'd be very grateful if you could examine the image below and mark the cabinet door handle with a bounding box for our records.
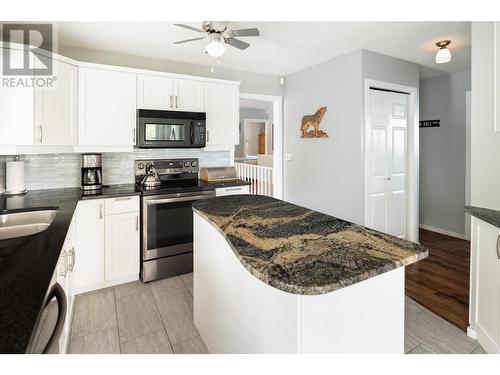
[175,95,178,109]
[115,196,131,201]
[207,130,210,143]
[39,125,43,143]
[497,235,500,260]
[67,247,75,272]
[136,215,139,231]
[99,203,103,220]
[133,129,136,143]
[59,250,68,278]
[169,95,173,109]
[225,187,242,192]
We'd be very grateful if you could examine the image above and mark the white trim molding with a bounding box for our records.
[419,224,468,240]
[363,79,419,243]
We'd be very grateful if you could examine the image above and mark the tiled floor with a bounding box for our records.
[68,273,208,354]
[404,296,484,354]
[68,274,485,354]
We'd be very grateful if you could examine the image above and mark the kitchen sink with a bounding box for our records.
[0,209,58,241]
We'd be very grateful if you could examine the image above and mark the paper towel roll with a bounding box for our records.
[6,160,26,193]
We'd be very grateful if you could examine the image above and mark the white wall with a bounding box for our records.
[284,49,419,225]
[59,45,283,96]
[419,71,471,236]
[471,22,500,209]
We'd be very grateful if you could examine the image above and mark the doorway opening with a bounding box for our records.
[237,93,283,199]
[403,73,471,332]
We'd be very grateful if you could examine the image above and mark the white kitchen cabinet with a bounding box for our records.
[74,197,139,294]
[34,58,77,146]
[0,46,34,146]
[137,74,173,110]
[74,199,105,291]
[137,74,204,112]
[78,67,137,146]
[470,217,500,353]
[215,185,250,197]
[173,78,205,112]
[105,212,140,280]
[204,82,239,146]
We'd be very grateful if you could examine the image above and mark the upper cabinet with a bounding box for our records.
[173,78,205,112]
[78,67,137,146]
[0,46,34,146]
[204,82,239,146]
[137,74,173,110]
[34,58,77,145]
[137,74,204,112]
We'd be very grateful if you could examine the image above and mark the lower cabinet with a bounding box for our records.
[470,217,500,354]
[74,196,140,294]
[215,185,250,197]
[105,211,140,280]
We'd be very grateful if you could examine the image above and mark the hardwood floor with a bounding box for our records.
[405,228,471,332]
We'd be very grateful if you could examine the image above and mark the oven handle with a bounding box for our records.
[144,193,216,205]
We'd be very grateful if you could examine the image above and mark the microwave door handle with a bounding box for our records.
[145,194,215,205]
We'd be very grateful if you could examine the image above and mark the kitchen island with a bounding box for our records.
[192,195,427,353]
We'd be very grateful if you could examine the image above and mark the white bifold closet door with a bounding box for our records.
[366,88,408,239]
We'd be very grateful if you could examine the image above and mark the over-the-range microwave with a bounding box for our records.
[136,109,206,148]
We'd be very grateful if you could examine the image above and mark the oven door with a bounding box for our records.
[142,190,216,261]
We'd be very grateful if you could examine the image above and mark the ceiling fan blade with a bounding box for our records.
[225,38,250,50]
[174,24,205,33]
[230,28,260,37]
[174,37,206,44]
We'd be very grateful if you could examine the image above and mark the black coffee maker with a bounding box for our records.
[81,154,102,191]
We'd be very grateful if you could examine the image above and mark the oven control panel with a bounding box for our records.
[135,158,199,176]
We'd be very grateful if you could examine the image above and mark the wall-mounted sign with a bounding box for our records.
[419,119,440,128]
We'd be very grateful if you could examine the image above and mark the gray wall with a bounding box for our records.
[419,71,471,235]
[236,107,270,158]
[59,45,283,96]
[284,50,363,223]
[284,49,419,225]
[0,150,229,190]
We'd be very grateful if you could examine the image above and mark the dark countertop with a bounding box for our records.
[208,179,252,189]
[0,184,139,354]
[465,205,500,229]
[193,195,428,295]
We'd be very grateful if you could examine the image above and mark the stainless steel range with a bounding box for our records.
[135,158,215,282]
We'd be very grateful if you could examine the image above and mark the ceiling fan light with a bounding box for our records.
[205,35,226,57]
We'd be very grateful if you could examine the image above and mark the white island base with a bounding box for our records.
[193,212,405,354]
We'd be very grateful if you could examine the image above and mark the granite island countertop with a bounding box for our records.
[193,195,428,295]
[0,184,140,353]
[465,205,500,229]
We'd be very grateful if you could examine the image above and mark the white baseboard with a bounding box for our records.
[419,224,468,240]
[467,326,477,339]
[73,274,139,295]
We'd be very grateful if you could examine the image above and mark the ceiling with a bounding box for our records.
[57,22,471,79]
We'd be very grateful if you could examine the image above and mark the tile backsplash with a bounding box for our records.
[0,150,230,191]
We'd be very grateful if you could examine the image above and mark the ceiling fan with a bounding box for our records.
[174,22,260,57]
